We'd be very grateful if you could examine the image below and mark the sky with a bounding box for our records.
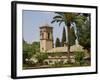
[22,10,66,44]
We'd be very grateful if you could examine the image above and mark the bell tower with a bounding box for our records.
[40,24,53,52]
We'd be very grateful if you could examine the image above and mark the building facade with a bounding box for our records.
[40,25,53,52]
[39,24,85,65]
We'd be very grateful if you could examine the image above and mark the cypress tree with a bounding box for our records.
[55,38,61,47]
[61,27,66,46]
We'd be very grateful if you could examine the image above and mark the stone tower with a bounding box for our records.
[40,24,53,52]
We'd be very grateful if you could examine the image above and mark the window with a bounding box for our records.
[41,33,44,39]
[48,33,50,39]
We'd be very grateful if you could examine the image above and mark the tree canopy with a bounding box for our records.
[77,14,91,51]
[23,40,40,64]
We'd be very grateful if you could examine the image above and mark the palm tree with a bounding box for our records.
[51,12,86,63]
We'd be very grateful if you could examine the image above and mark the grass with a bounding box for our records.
[23,61,90,70]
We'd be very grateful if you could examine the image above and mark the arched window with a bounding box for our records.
[40,33,44,39]
[48,33,50,39]
[40,31,44,39]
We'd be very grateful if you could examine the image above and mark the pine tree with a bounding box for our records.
[61,27,66,46]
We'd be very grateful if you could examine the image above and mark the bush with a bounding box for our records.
[51,61,64,67]
[75,52,85,66]
[35,52,48,65]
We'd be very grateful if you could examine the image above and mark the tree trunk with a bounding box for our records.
[67,44,71,63]
[67,23,71,63]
